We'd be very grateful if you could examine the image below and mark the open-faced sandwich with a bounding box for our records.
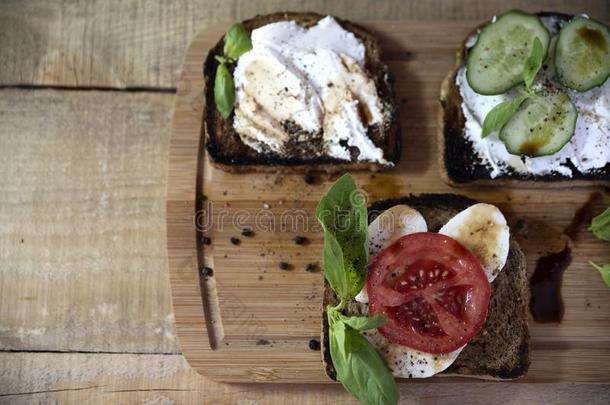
[440,10,610,185]
[317,174,529,405]
[204,12,400,173]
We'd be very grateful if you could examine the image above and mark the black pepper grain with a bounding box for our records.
[241,228,255,237]
[304,172,317,185]
[201,266,214,277]
[308,339,321,351]
[230,237,241,246]
[305,263,319,273]
[279,262,293,271]
[294,235,308,245]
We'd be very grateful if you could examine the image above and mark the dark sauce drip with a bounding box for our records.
[577,26,607,51]
[519,140,543,156]
[564,192,602,240]
[529,192,602,323]
[529,247,572,322]
[362,174,402,202]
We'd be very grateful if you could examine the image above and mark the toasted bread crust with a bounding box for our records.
[438,12,610,187]
[203,12,401,174]
[322,194,530,381]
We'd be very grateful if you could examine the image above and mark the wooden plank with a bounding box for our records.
[0,89,179,353]
[0,0,607,88]
[2,352,609,405]
[167,21,610,383]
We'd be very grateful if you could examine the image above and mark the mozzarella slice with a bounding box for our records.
[362,328,463,378]
[355,205,427,303]
[359,203,510,378]
[438,203,510,282]
[368,204,428,257]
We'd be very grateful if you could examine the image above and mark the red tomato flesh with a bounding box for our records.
[367,232,491,354]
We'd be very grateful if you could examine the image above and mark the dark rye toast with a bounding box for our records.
[438,12,610,187]
[203,12,401,173]
[322,194,530,381]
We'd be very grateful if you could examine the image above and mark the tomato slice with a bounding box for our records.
[367,232,491,354]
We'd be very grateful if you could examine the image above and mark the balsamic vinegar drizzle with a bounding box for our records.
[529,247,572,323]
[529,192,602,323]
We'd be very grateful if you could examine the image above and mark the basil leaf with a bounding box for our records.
[523,37,545,90]
[316,173,368,301]
[214,63,235,119]
[321,231,360,301]
[223,23,252,60]
[590,207,610,241]
[590,262,610,287]
[336,312,386,331]
[328,311,398,405]
[214,55,231,64]
[482,95,527,138]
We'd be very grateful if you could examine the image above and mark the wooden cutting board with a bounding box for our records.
[166,21,610,384]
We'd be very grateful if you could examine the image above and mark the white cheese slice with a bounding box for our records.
[438,203,510,282]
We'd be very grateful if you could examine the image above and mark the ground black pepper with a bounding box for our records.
[305,263,319,273]
[201,266,214,277]
[294,235,308,245]
[279,262,293,271]
[304,172,317,185]
[241,228,254,237]
[308,339,320,351]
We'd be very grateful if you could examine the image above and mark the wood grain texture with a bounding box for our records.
[0,0,607,88]
[1,0,610,403]
[0,89,178,353]
[2,352,610,405]
[168,22,610,383]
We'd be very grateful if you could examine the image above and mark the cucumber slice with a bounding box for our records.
[555,17,610,92]
[467,10,550,95]
[500,90,577,157]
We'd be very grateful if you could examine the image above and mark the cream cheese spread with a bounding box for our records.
[457,15,610,178]
[233,16,389,164]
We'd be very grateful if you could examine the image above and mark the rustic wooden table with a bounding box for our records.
[1,1,609,404]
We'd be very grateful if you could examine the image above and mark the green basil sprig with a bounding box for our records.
[214,23,252,119]
[481,94,527,138]
[214,63,235,120]
[316,173,369,301]
[481,36,547,138]
[328,308,398,405]
[317,174,398,405]
[523,37,544,91]
[590,207,610,241]
[589,207,610,288]
[223,23,253,60]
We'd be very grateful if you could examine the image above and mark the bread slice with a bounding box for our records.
[322,193,530,381]
[438,12,610,187]
[203,12,401,174]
